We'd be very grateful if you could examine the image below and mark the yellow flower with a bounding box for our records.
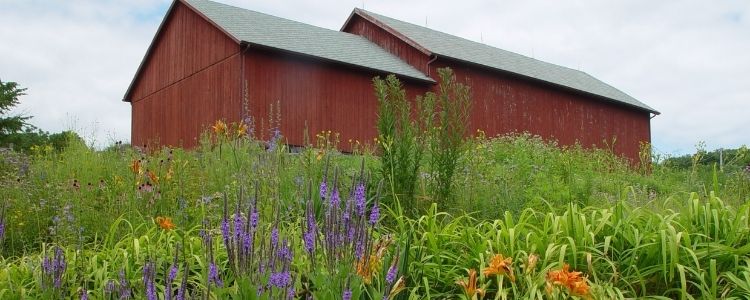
[456,269,485,299]
[236,122,248,138]
[483,254,514,281]
[212,120,227,135]
[155,216,175,231]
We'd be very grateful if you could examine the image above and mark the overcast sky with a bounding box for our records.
[1,0,748,155]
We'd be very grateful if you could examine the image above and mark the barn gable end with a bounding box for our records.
[126,1,242,147]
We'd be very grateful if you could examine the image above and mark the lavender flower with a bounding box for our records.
[269,271,291,288]
[250,207,259,228]
[271,227,279,247]
[343,289,352,300]
[267,128,281,152]
[330,187,340,207]
[369,202,380,225]
[168,264,178,282]
[80,289,88,300]
[287,286,295,300]
[386,262,398,284]
[119,269,132,299]
[42,246,67,290]
[221,218,230,245]
[0,221,5,241]
[143,261,157,300]
[354,183,366,216]
[303,230,315,254]
[104,280,115,296]
[176,262,188,300]
[319,180,328,200]
[208,262,223,287]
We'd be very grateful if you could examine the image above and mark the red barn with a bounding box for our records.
[124,0,659,161]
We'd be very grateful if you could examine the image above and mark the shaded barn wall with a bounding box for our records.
[130,2,241,147]
[243,49,428,151]
[429,59,651,161]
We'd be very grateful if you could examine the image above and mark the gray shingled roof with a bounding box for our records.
[356,9,658,114]
[183,0,432,83]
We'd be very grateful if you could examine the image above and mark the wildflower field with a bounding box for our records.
[1,129,750,300]
[2,72,750,299]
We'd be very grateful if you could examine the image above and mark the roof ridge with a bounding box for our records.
[358,8,589,75]
[191,0,365,40]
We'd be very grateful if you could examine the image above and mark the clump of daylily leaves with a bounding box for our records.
[456,253,591,300]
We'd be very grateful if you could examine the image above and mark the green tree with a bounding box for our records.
[0,79,30,142]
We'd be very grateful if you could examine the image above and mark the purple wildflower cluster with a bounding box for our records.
[221,189,259,276]
[41,246,66,291]
[103,270,133,299]
[218,185,296,299]
[317,166,382,273]
[165,245,180,300]
[143,261,157,300]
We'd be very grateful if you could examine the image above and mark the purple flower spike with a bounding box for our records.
[354,183,366,216]
[330,187,340,207]
[319,180,327,200]
[343,289,352,300]
[369,202,380,226]
[386,262,398,284]
[303,230,315,254]
[271,227,279,247]
[209,262,223,287]
[168,264,179,282]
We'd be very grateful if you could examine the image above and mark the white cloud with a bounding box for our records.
[1,0,747,155]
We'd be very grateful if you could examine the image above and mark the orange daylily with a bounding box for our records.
[456,269,485,299]
[546,264,590,298]
[356,254,380,284]
[212,120,227,135]
[147,171,159,184]
[155,216,175,231]
[130,159,141,174]
[483,254,515,281]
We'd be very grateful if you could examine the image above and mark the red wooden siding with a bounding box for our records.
[342,15,650,162]
[343,15,431,75]
[130,2,241,147]
[129,2,239,102]
[132,54,241,148]
[429,59,650,161]
[243,48,427,151]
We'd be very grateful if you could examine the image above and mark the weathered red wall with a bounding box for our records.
[343,14,651,162]
[243,48,428,150]
[129,2,241,147]
[132,55,241,148]
[429,59,651,161]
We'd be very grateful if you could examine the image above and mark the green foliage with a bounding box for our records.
[422,68,472,203]
[374,74,428,215]
[0,79,29,139]
[1,119,750,299]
